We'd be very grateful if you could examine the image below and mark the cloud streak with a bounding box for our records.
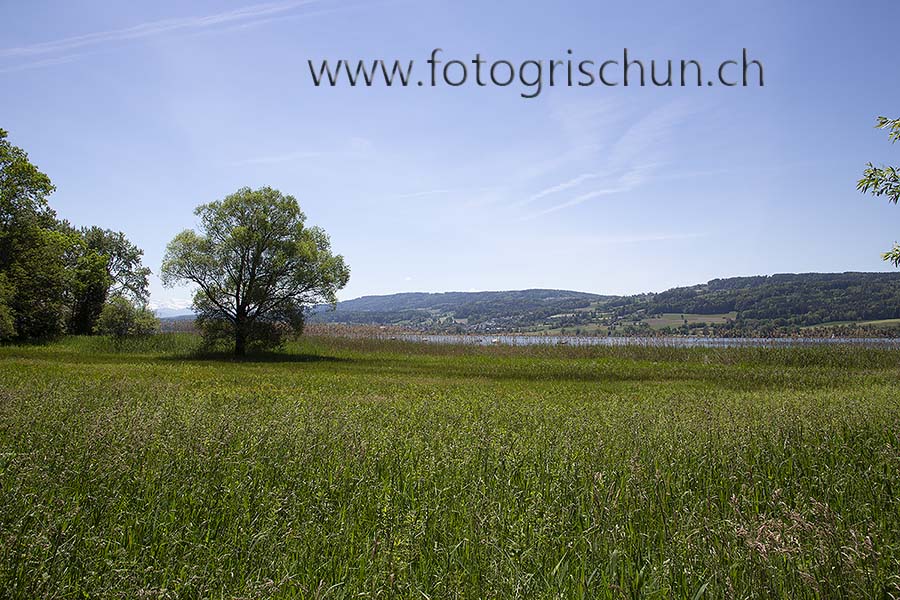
[0,0,321,62]
[519,100,696,219]
[516,172,604,208]
[522,187,625,220]
[0,54,82,74]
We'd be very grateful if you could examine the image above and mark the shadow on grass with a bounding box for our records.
[161,350,350,364]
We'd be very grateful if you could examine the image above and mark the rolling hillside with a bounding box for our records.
[306,272,900,335]
[309,289,605,331]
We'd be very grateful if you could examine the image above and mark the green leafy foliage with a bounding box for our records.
[859,116,900,263]
[63,225,151,334]
[859,162,900,204]
[883,244,900,267]
[0,129,55,235]
[95,296,159,339]
[161,186,350,355]
[80,226,151,303]
[0,273,14,340]
[0,129,150,339]
[64,231,111,335]
[6,227,74,339]
[0,128,61,339]
[875,115,900,144]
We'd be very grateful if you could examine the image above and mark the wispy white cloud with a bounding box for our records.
[0,1,321,59]
[522,187,624,220]
[518,99,696,219]
[515,172,604,208]
[521,162,660,220]
[193,2,372,37]
[607,100,694,168]
[549,97,623,157]
[0,54,82,74]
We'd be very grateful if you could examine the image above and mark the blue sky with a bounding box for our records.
[2,0,899,308]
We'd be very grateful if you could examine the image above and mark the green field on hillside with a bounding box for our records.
[1,335,899,598]
[804,318,900,330]
[643,312,738,330]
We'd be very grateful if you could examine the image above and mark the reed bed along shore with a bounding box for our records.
[1,334,899,598]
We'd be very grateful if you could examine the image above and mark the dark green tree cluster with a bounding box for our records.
[0,128,152,340]
[310,290,600,331]
[607,273,900,327]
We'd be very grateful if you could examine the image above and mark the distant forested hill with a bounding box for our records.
[309,289,605,330]
[307,273,900,335]
[610,272,900,327]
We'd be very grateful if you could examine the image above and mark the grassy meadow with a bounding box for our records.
[1,334,899,598]
[644,313,738,330]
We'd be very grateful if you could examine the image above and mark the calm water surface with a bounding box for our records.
[392,334,900,348]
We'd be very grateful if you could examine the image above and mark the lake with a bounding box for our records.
[392,334,900,348]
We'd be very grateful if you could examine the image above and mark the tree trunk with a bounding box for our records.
[234,320,247,357]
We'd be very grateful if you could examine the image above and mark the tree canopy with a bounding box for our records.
[81,226,151,303]
[161,187,350,355]
[95,296,158,339]
[0,128,55,234]
[0,128,150,340]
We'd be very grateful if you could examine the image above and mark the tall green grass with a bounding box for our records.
[54,332,202,355]
[1,336,898,598]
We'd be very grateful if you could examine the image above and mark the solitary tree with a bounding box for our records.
[161,187,350,356]
[858,116,900,266]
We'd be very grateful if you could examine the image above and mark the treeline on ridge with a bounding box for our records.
[307,273,900,335]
